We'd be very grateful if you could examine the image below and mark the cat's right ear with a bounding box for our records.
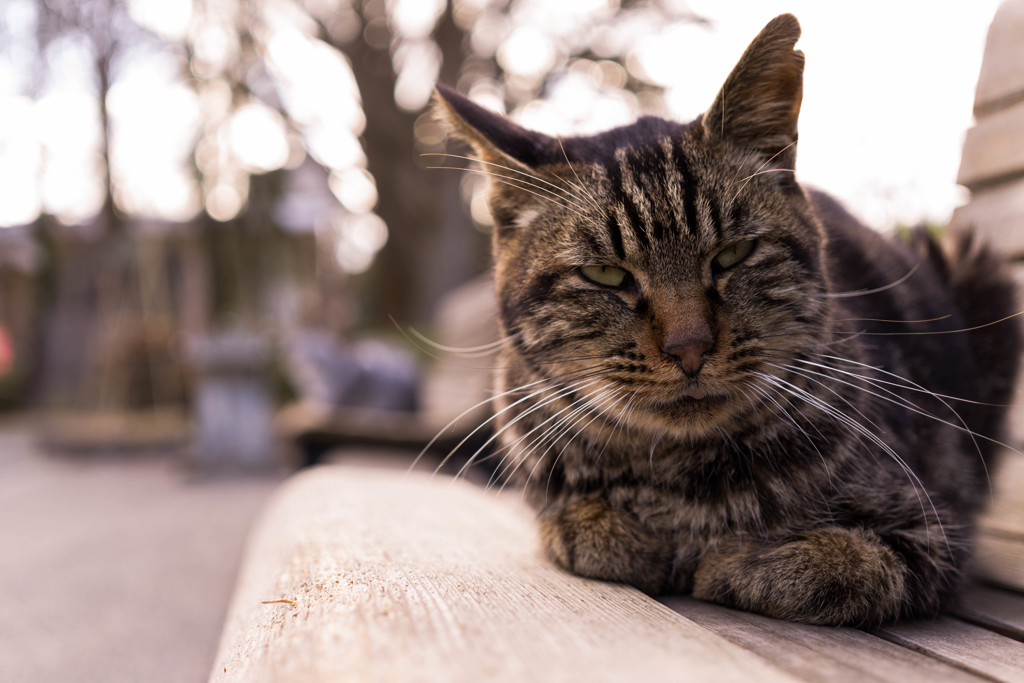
[433,85,553,170]
[702,14,804,173]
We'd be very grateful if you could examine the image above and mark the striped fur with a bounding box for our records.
[433,14,1021,625]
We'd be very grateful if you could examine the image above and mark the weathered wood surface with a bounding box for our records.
[661,596,987,683]
[211,464,1024,683]
[976,452,1024,592]
[973,0,1024,115]
[957,98,1024,189]
[951,181,1024,258]
[210,467,798,683]
[876,618,1024,681]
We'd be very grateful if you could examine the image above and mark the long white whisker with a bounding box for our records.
[730,140,797,203]
[540,389,629,503]
[406,328,516,357]
[754,371,950,556]
[555,136,604,213]
[741,376,835,495]
[426,164,591,217]
[493,384,616,488]
[423,151,594,211]
[821,262,920,299]
[416,369,603,477]
[451,377,607,483]
[508,386,620,491]
[792,356,1018,461]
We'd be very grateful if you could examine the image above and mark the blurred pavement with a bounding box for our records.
[0,419,279,683]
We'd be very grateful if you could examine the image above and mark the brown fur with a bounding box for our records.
[432,15,1021,625]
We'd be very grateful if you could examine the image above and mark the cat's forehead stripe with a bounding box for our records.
[663,138,700,238]
[605,158,651,250]
[600,137,720,246]
[605,211,626,260]
[707,193,724,240]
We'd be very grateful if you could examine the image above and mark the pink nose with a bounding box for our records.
[661,336,713,377]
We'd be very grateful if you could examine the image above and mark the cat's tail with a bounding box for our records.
[926,228,1022,461]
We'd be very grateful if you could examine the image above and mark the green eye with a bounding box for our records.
[579,265,630,288]
[714,239,756,270]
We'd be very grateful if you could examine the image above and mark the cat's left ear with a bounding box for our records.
[702,14,804,172]
[433,85,554,170]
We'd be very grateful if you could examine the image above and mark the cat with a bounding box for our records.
[431,13,1022,626]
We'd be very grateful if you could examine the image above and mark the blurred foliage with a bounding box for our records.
[0,0,702,411]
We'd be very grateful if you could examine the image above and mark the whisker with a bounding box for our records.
[407,328,516,357]
[508,386,620,490]
[540,388,630,502]
[813,354,1014,409]
[411,366,605,476]
[835,315,953,325]
[819,262,920,299]
[730,139,797,203]
[493,384,616,488]
[422,151,593,211]
[426,164,591,217]
[754,370,949,555]
[555,136,604,213]
[449,376,608,483]
[840,308,1024,337]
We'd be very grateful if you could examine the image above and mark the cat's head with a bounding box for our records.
[435,14,833,440]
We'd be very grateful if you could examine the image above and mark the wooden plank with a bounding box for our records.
[983,451,1024,535]
[975,531,1024,592]
[958,99,1024,189]
[974,450,1024,591]
[876,617,1024,682]
[662,596,986,683]
[953,584,1024,640]
[951,178,1024,257]
[973,0,1024,115]
[210,466,802,683]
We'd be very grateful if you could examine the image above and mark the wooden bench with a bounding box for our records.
[216,3,1024,678]
[209,455,1024,682]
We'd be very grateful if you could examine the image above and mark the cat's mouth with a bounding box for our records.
[678,386,708,400]
[652,383,726,409]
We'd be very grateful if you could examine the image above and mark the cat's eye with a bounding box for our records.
[579,264,630,288]
[714,239,757,270]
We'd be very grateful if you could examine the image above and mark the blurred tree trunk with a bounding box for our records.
[335,2,489,329]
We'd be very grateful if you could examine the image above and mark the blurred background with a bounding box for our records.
[0,0,1001,447]
[0,0,1005,680]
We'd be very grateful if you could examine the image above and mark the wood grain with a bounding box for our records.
[974,533,1024,593]
[952,178,1024,257]
[876,617,1024,682]
[973,0,1024,115]
[210,466,801,683]
[975,451,1024,591]
[663,596,987,683]
[958,99,1024,189]
[953,584,1024,640]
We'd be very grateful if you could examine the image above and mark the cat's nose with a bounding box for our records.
[661,335,713,377]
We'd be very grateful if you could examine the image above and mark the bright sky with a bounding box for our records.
[0,0,1005,252]
[627,1,1002,229]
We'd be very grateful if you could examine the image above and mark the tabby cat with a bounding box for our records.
[432,14,1022,626]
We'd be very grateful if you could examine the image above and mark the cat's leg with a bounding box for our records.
[539,498,674,595]
[691,524,962,625]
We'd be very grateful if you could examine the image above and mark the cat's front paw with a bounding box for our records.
[540,499,672,595]
[692,527,907,625]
